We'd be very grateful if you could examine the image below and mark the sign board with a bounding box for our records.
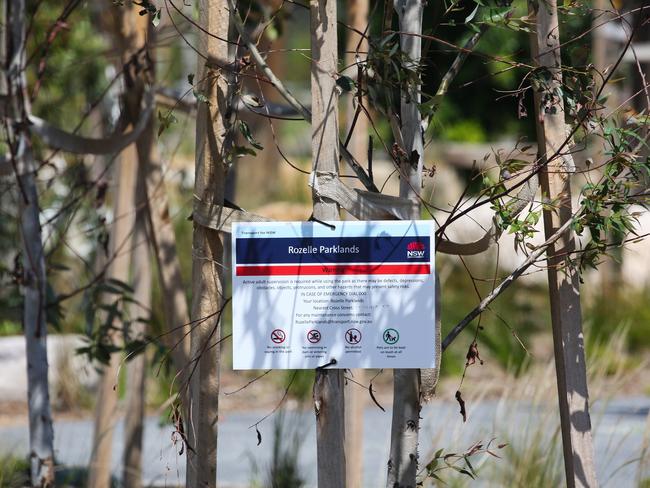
[231,220,436,369]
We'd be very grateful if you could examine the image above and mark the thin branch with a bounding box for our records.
[435,24,489,99]
[248,370,298,430]
[224,370,272,395]
[228,0,379,192]
[441,215,575,351]
[228,0,310,119]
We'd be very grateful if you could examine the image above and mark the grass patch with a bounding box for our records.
[0,455,29,488]
[422,326,646,487]
[585,288,650,351]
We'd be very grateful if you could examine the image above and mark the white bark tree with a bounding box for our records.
[5,0,56,485]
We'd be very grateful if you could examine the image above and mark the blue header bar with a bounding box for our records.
[235,236,430,265]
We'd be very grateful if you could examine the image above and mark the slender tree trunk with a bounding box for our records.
[98,2,191,480]
[125,4,191,398]
[18,115,56,488]
[310,1,346,487]
[141,142,191,376]
[117,10,191,481]
[236,0,285,208]
[5,1,56,485]
[344,371,364,488]
[88,7,150,486]
[344,2,369,486]
[122,185,152,488]
[387,1,424,487]
[186,0,232,485]
[136,64,191,417]
[592,0,622,297]
[88,141,138,488]
[345,0,370,165]
[529,1,597,487]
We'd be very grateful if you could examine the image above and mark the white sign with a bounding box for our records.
[231,220,436,369]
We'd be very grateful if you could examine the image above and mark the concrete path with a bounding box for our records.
[0,397,648,487]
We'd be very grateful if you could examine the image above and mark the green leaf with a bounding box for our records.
[124,340,148,359]
[230,146,257,159]
[465,4,479,24]
[157,110,178,137]
[336,75,355,93]
[502,158,529,173]
[48,262,70,272]
[430,472,444,483]
[46,282,63,331]
[464,456,477,477]
[97,284,127,296]
[238,120,263,150]
[266,24,279,41]
[378,32,396,48]
[105,278,134,293]
[450,466,475,479]
[193,89,211,105]
[241,94,263,108]
[152,9,161,27]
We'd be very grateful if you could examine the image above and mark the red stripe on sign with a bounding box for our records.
[236,264,431,276]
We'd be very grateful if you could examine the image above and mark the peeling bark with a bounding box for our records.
[344,2,370,485]
[310,0,347,486]
[529,1,597,486]
[387,1,425,487]
[186,0,232,485]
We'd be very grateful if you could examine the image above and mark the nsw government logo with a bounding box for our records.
[406,241,426,259]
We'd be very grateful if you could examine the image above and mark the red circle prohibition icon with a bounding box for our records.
[270,329,286,344]
[307,329,322,344]
[345,328,362,345]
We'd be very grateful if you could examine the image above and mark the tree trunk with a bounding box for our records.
[122,185,152,488]
[124,2,191,400]
[5,2,56,485]
[344,370,365,488]
[88,7,152,486]
[88,140,138,488]
[186,0,232,485]
[591,0,623,298]
[345,0,370,165]
[387,1,424,487]
[19,118,56,488]
[310,1,347,487]
[141,139,191,378]
[124,1,192,406]
[344,2,369,486]
[529,1,598,487]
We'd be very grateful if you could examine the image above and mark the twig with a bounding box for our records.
[442,215,575,351]
[435,24,489,99]
[224,370,272,395]
[248,370,298,430]
[228,0,379,192]
[228,0,310,119]
[438,10,641,239]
